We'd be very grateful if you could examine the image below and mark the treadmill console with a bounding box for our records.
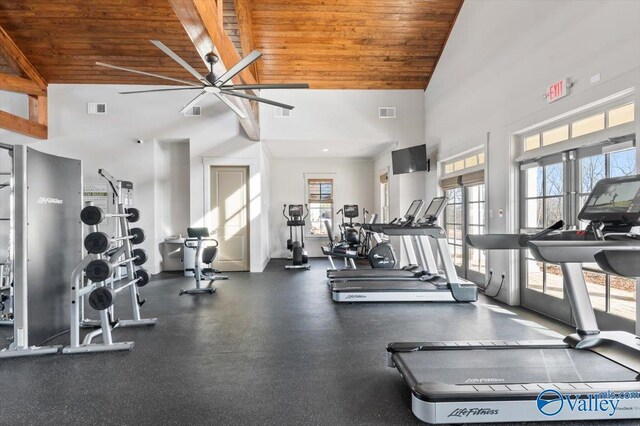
[579,175,640,225]
[404,200,425,220]
[343,205,359,218]
[420,197,448,223]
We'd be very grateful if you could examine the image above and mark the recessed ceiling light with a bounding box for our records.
[322,148,329,152]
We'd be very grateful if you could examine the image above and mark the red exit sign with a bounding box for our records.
[546,78,571,103]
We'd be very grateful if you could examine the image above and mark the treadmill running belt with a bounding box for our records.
[332,280,442,292]
[394,348,637,387]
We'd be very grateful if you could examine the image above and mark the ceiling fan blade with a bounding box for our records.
[179,91,209,114]
[214,50,262,86]
[220,90,294,110]
[222,83,310,90]
[214,93,247,119]
[119,87,202,95]
[150,40,209,85]
[96,62,200,86]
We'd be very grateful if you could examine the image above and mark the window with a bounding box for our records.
[522,161,564,298]
[380,172,389,223]
[443,152,485,176]
[467,184,486,274]
[579,147,636,317]
[307,178,333,236]
[608,103,635,127]
[542,125,569,146]
[444,188,463,268]
[523,102,636,152]
[572,113,605,138]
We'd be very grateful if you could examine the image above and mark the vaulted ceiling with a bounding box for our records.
[0,0,462,89]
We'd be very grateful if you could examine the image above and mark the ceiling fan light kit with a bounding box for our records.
[96,40,309,118]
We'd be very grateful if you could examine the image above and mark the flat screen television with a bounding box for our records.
[391,144,429,175]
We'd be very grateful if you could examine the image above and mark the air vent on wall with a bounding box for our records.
[87,103,107,114]
[182,106,202,117]
[274,107,292,118]
[378,106,396,119]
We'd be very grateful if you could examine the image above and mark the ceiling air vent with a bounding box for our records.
[274,107,292,118]
[183,106,202,117]
[87,103,107,114]
[378,106,396,119]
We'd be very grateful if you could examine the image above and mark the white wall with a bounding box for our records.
[424,0,640,304]
[0,85,271,273]
[269,157,374,258]
[259,89,426,261]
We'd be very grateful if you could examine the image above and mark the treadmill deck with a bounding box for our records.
[389,342,640,423]
[331,280,455,302]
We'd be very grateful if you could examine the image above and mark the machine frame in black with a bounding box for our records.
[578,174,640,223]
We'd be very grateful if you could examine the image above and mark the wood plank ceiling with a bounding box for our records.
[0,0,462,90]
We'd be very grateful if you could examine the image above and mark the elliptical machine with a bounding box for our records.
[181,227,229,295]
[336,205,361,249]
[283,204,310,270]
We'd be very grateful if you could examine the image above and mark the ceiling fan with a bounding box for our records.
[96,40,309,119]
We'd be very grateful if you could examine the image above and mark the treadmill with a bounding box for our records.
[386,174,640,424]
[326,199,425,281]
[331,199,478,303]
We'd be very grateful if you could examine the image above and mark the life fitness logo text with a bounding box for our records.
[37,197,63,205]
[448,408,499,418]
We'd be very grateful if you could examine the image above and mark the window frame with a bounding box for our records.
[305,176,335,238]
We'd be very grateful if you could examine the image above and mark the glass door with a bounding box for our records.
[444,184,487,283]
[519,145,637,331]
[520,157,571,324]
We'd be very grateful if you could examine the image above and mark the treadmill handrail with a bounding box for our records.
[466,220,564,250]
[595,249,640,276]
[528,239,639,264]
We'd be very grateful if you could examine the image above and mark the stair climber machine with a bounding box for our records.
[323,199,424,275]
[283,204,310,270]
[386,174,640,424]
[181,227,229,295]
[332,197,478,303]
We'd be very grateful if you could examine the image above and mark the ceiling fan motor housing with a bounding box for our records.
[204,52,219,84]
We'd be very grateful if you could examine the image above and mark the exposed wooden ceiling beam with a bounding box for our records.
[0,24,46,88]
[0,24,48,139]
[217,0,224,29]
[234,0,258,81]
[192,0,257,86]
[169,0,259,141]
[0,109,47,139]
[0,72,46,96]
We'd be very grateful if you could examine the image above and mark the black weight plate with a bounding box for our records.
[85,259,114,282]
[84,231,110,254]
[125,207,140,223]
[132,248,147,266]
[88,286,116,310]
[135,268,150,287]
[80,205,105,226]
[129,227,145,245]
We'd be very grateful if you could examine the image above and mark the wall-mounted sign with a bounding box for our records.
[546,78,571,103]
[83,184,109,211]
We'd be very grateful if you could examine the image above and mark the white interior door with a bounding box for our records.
[210,166,249,271]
